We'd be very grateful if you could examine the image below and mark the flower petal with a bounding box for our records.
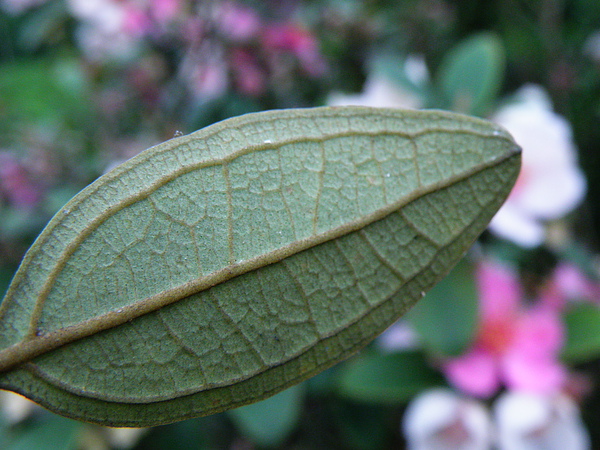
[489,203,545,247]
[443,350,500,398]
[403,388,492,450]
[494,392,589,450]
[489,84,586,246]
[476,261,521,319]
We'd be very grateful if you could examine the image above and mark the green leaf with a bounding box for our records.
[135,415,229,450]
[406,258,478,356]
[0,106,520,427]
[331,401,390,450]
[5,415,82,450]
[436,32,505,116]
[0,57,93,143]
[228,384,304,448]
[17,0,69,51]
[336,350,445,404]
[562,303,600,363]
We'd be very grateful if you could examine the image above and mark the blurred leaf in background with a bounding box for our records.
[434,32,505,116]
[406,258,479,358]
[228,385,305,448]
[337,350,445,405]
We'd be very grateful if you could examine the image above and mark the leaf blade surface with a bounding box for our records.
[0,107,520,426]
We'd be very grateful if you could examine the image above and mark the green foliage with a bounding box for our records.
[337,350,445,404]
[406,258,479,357]
[134,415,230,450]
[562,304,600,364]
[228,385,304,448]
[0,58,92,138]
[1,415,82,450]
[329,401,392,450]
[435,32,505,117]
[0,107,520,426]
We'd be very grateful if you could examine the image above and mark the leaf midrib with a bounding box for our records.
[21,157,516,405]
[0,147,518,374]
[0,127,504,331]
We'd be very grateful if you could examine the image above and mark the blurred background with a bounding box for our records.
[1,0,600,448]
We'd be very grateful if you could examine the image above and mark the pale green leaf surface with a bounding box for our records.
[0,107,520,426]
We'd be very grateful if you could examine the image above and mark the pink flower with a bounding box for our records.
[547,263,600,304]
[442,261,567,398]
[150,0,182,24]
[0,153,41,208]
[122,5,152,38]
[262,24,327,77]
[179,44,229,100]
[214,1,261,42]
[230,49,266,96]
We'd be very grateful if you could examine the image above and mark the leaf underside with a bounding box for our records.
[0,107,520,426]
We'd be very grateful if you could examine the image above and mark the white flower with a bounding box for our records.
[403,389,590,450]
[489,84,586,247]
[0,391,38,424]
[104,427,148,449]
[378,320,420,351]
[494,391,590,450]
[327,56,426,109]
[67,0,141,60]
[403,388,492,450]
